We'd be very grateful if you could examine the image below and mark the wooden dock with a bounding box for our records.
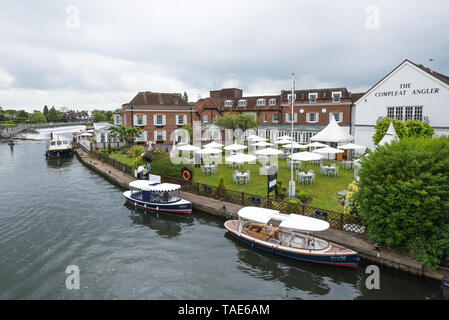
[74,148,448,281]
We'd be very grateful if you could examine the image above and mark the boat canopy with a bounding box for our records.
[238,206,330,232]
[129,180,181,192]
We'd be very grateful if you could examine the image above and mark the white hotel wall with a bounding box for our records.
[353,61,449,149]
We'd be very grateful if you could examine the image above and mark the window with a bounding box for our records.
[224,100,233,107]
[212,114,218,122]
[269,99,276,106]
[257,99,266,106]
[155,131,165,141]
[414,106,423,121]
[203,115,208,123]
[387,107,395,118]
[287,94,296,102]
[238,99,247,107]
[332,92,342,103]
[134,115,146,126]
[395,107,403,120]
[272,114,279,123]
[306,113,319,123]
[285,113,297,123]
[405,106,413,120]
[309,93,318,104]
[330,112,343,123]
[263,114,268,122]
[154,115,164,126]
[176,115,185,125]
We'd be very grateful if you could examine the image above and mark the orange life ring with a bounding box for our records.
[182,170,191,181]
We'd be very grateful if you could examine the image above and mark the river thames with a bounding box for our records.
[0,127,444,299]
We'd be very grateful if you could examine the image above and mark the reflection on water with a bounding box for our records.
[125,202,194,238]
[46,157,75,169]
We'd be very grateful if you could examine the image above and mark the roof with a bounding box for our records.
[310,115,354,143]
[238,207,330,232]
[350,92,366,103]
[124,92,190,107]
[280,87,351,101]
[353,59,449,104]
[129,181,181,192]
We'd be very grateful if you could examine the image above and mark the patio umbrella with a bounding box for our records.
[79,133,92,137]
[277,135,292,140]
[254,147,284,156]
[226,154,257,163]
[195,148,222,154]
[274,138,292,144]
[305,141,327,149]
[176,144,201,151]
[281,142,304,150]
[313,146,344,162]
[251,141,273,147]
[338,143,366,160]
[247,135,268,142]
[203,141,223,149]
[223,143,247,151]
[288,151,323,169]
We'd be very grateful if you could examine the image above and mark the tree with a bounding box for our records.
[373,118,435,145]
[354,136,449,268]
[47,107,58,122]
[125,127,142,145]
[214,112,258,132]
[43,105,49,118]
[183,91,189,103]
[372,118,407,145]
[92,110,108,122]
[30,111,47,123]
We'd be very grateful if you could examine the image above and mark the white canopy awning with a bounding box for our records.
[176,144,201,151]
[251,141,273,147]
[129,181,181,192]
[281,142,304,149]
[338,143,366,151]
[313,146,344,154]
[247,135,267,142]
[304,142,328,148]
[377,122,399,147]
[310,116,354,143]
[238,207,330,232]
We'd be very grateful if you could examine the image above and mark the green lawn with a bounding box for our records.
[190,158,354,212]
[108,151,134,166]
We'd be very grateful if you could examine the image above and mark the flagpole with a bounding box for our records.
[289,72,296,197]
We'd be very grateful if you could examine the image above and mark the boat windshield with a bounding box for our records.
[63,141,68,145]
[51,142,56,146]
[150,190,181,203]
[130,187,143,200]
[57,141,62,145]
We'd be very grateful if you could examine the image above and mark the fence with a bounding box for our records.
[84,149,367,235]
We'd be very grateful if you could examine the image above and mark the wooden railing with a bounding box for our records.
[85,149,367,235]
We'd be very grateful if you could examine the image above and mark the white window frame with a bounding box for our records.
[176,114,187,125]
[269,98,276,106]
[332,91,342,103]
[203,114,208,123]
[256,99,266,106]
[309,93,318,104]
[224,100,233,107]
[238,99,247,107]
[154,115,165,126]
[154,130,166,142]
[285,113,298,123]
[272,113,279,123]
[306,112,319,123]
[134,115,147,126]
[263,114,268,123]
[329,112,343,123]
[287,94,297,102]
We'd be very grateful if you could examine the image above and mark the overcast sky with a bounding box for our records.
[1,0,448,112]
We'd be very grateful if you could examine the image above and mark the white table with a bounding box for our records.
[235,172,249,184]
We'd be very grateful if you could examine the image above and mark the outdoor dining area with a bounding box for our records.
[233,170,251,184]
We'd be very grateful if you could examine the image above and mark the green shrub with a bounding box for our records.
[131,156,145,170]
[355,136,449,268]
[150,150,191,178]
[130,145,145,159]
[286,198,301,213]
[213,176,227,198]
[298,191,310,203]
[276,181,288,200]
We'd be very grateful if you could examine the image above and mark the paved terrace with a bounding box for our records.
[75,148,448,281]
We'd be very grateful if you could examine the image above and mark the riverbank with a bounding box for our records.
[74,147,449,281]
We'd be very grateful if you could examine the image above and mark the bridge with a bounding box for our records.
[0,121,90,139]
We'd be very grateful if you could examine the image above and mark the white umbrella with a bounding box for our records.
[288,152,323,161]
[226,154,257,163]
[79,133,92,137]
[223,143,247,151]
[305,142,327,148]
[247,135,267,142]
[338,143,366,151]
[281,142,305,149]
[203,141,223,149]
[274,138,292,144]
[314,146,344,162]
[251,141,273,147]
[195,148,222,154]
[254,147,284,155]
[177,144,201,151]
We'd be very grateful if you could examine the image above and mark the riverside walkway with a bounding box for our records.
[75,147,448,280]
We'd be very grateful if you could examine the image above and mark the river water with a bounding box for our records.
[0,127,444,300]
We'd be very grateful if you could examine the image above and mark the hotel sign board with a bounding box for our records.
[267,172,278,198]
[374,83,440,98]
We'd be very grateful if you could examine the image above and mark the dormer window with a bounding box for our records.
[238,99,247,107]
[256,99,266,106]
[332,91,342,103]
[309,93,318,104]
[269,98,276,106]
[288,94,296,102]
[224,100,233,107]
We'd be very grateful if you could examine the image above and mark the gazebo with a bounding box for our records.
[377,122,399,147]
[310,115,355,160]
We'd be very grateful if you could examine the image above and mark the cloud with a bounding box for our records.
[0,0,448,111]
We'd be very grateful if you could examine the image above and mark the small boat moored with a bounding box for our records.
[225,207,360,267]
[45,133,74,158]
[123,175,192,214]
